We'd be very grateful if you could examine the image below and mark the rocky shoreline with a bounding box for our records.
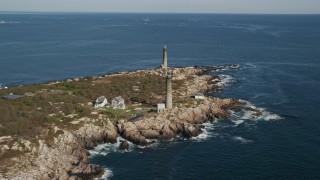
[117,97,241,147]
[1,65,266,179]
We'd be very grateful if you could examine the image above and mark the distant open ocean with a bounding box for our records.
[1,13,320,179]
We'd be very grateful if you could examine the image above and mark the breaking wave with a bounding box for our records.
[191,122,215,142]
[211,64,241,72]
[232,100,282,121]
[89,136,134,157]
[95,168,113,180]
[232,120,245,127]
[212,74,235,88]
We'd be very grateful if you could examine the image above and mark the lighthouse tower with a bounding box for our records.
[161,45,168,71]
[165,71,173,109]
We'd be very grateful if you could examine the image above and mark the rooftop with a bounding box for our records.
[96,96,106,103]
[3,93,23,100]
[113,96,124,102]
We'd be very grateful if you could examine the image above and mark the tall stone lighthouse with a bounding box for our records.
[161,45,172,109]
[161,45,168,72]
[165,71,173,109]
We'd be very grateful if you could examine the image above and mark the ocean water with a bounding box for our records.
[1,13,320,179]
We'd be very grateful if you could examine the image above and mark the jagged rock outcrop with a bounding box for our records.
[8,120,117,179]
[76,120,118,149]
[119,140,130,151]
[117,97,240,145]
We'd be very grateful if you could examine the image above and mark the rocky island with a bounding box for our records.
[0,47,266,179]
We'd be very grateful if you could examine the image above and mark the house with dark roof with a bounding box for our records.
[2,93,22,100]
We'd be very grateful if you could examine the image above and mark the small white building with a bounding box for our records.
[0,83,8,89]
[157,103,165,113]
[94,96,108,108]
[194,93,205,100]
[132,86,139,91]
[112,96,126,109]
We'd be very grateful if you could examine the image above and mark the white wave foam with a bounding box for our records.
[237,111,251,120]
[211,64,240,73]
[239,63,257,70]
[191,122,214,142]
[237,100,282,121]
[89,136,161,156]
[95,168,113,180]
[146,139,161,148]
[262,112,282,121]
[214,68,228,72]
[136,139,161,149]
[232,136,253,143]
[213,74,235,88]
[252,106,282,121]
[232,120,245,127]
[89,136,127,158]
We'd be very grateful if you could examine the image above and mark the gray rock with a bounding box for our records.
[119,140,130,151]
[182,124,202,138]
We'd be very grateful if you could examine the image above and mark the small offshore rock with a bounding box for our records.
[183,124,202,138]
[119,140,130,151]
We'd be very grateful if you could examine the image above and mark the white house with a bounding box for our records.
[94,96,108,108]
[194,93,205,100]
[112,96,126,109]
[157,103,165,113]
[132,86,139,92]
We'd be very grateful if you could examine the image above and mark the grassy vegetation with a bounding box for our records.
[0,88,89,138]
[41,128,64,147]
[102,107,136,121]
[0,71,170,139]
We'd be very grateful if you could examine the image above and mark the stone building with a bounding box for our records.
[112,96,126,109]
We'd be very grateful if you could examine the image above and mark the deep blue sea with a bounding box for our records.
[1,13,320,179]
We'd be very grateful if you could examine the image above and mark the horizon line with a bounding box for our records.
[0,10,319,15]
